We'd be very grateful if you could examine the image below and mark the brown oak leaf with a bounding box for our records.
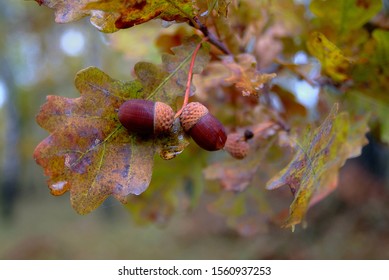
[34,37,210,214]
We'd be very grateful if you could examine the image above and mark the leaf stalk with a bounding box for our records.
[174,38,208,119]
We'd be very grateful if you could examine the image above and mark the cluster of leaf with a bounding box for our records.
[33,0,387,232]
[34,38,210,214]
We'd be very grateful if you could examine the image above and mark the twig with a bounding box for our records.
[166,0,231,55]
[193,16,232,55]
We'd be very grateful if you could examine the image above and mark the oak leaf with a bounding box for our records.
[307,32,352,82]
[34,67,154,214]
[196,54,276,97]
[34,37,210,214]
[37,0,195,33]
[310,0,382,32]
[223,54,276,96]
[266,104,369,229]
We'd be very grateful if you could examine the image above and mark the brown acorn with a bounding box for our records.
[224,133,250,159]
[179,102,227,151]
[118,99,174,136]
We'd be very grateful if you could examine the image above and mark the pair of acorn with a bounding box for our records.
[118,99,250,158]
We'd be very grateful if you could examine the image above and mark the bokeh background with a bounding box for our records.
[1,1,389,259]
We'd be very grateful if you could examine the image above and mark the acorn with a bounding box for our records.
[179,102,227,151]
[118,99,174,136]
[224,132,250,159]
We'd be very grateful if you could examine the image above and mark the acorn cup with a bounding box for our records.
[179,102,227,151]
[118,99,174,136]
[224,132,251,159]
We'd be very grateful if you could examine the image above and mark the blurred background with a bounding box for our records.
[1,1,389,259]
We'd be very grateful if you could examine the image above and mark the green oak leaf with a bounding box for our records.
[307,32,351,82]
[266,104,369,229]
[310,0,382,33]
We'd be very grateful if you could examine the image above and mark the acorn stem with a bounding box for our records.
[174,38,208,119]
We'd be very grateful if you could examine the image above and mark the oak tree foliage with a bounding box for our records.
[33,0,387,232]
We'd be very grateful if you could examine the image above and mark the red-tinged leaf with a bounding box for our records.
[266,104,369,229]
[37,0,195,33]
[198,54,276,97]
[34,37,210,214]
[34,67,156,214]
[223,54,276,96]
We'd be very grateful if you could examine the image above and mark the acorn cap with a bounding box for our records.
[154,101,174,134]
[179,102,209,132]
[224,133,250,159]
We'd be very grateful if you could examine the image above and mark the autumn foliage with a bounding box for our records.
[33,0,388,232]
